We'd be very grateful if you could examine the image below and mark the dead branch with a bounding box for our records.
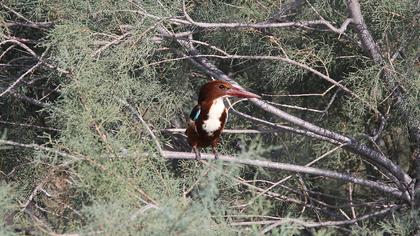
[4,21,54,30]
[91,32,131,58]
[346,0,419,205]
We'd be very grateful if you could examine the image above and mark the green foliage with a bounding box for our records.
[0,185,18,235]
[1,0,419,234]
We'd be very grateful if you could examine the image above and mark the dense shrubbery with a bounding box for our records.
[1,0,419,235]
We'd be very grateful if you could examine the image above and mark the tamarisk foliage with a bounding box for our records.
[0,0,418,235]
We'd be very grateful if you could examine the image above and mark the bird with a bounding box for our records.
[185,80,260,160]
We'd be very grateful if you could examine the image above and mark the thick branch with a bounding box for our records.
[346,0,383,64]
[347,0,419,204]
[163,151,408,201]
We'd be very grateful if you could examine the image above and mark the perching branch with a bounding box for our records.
[163,151,408,201]
[156,26,412,190]
[162,128,273,134]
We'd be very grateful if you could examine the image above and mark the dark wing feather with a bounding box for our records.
[189,104,201,121]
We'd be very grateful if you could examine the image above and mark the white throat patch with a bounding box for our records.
[202,98,225,135]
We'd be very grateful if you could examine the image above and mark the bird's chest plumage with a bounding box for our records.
[201,98,227,136]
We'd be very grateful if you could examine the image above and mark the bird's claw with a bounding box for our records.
[212,146,219,160]
[193,147,201,160]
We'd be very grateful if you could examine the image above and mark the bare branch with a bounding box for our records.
[0,139,82,161]
[0,39,69,74]
[182,1,352,34]
[91,32,131,58]
[4,21,54,30]
[163,151,408,201]
[247,145,344,205]
[0,61,42,97]
[346,0,383,64]
[266,100,324,113]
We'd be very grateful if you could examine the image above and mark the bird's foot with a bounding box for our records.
[212,146,219,160]
[193,147,201,160]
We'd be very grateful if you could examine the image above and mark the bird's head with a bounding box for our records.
[198,80,260,102]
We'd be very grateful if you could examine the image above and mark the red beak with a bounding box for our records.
[226,86,261,99]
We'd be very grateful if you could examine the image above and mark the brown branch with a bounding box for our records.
[163,151,408,201]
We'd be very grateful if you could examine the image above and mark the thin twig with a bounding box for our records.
[0,120,61,131]
[260,205,399,233]
[0,61,42,97]
[117,98,165,157]
[0,139,82,161]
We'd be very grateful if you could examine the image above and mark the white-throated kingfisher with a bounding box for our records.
[186,80,260,159]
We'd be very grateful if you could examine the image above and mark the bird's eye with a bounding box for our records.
[219,85,225,89]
